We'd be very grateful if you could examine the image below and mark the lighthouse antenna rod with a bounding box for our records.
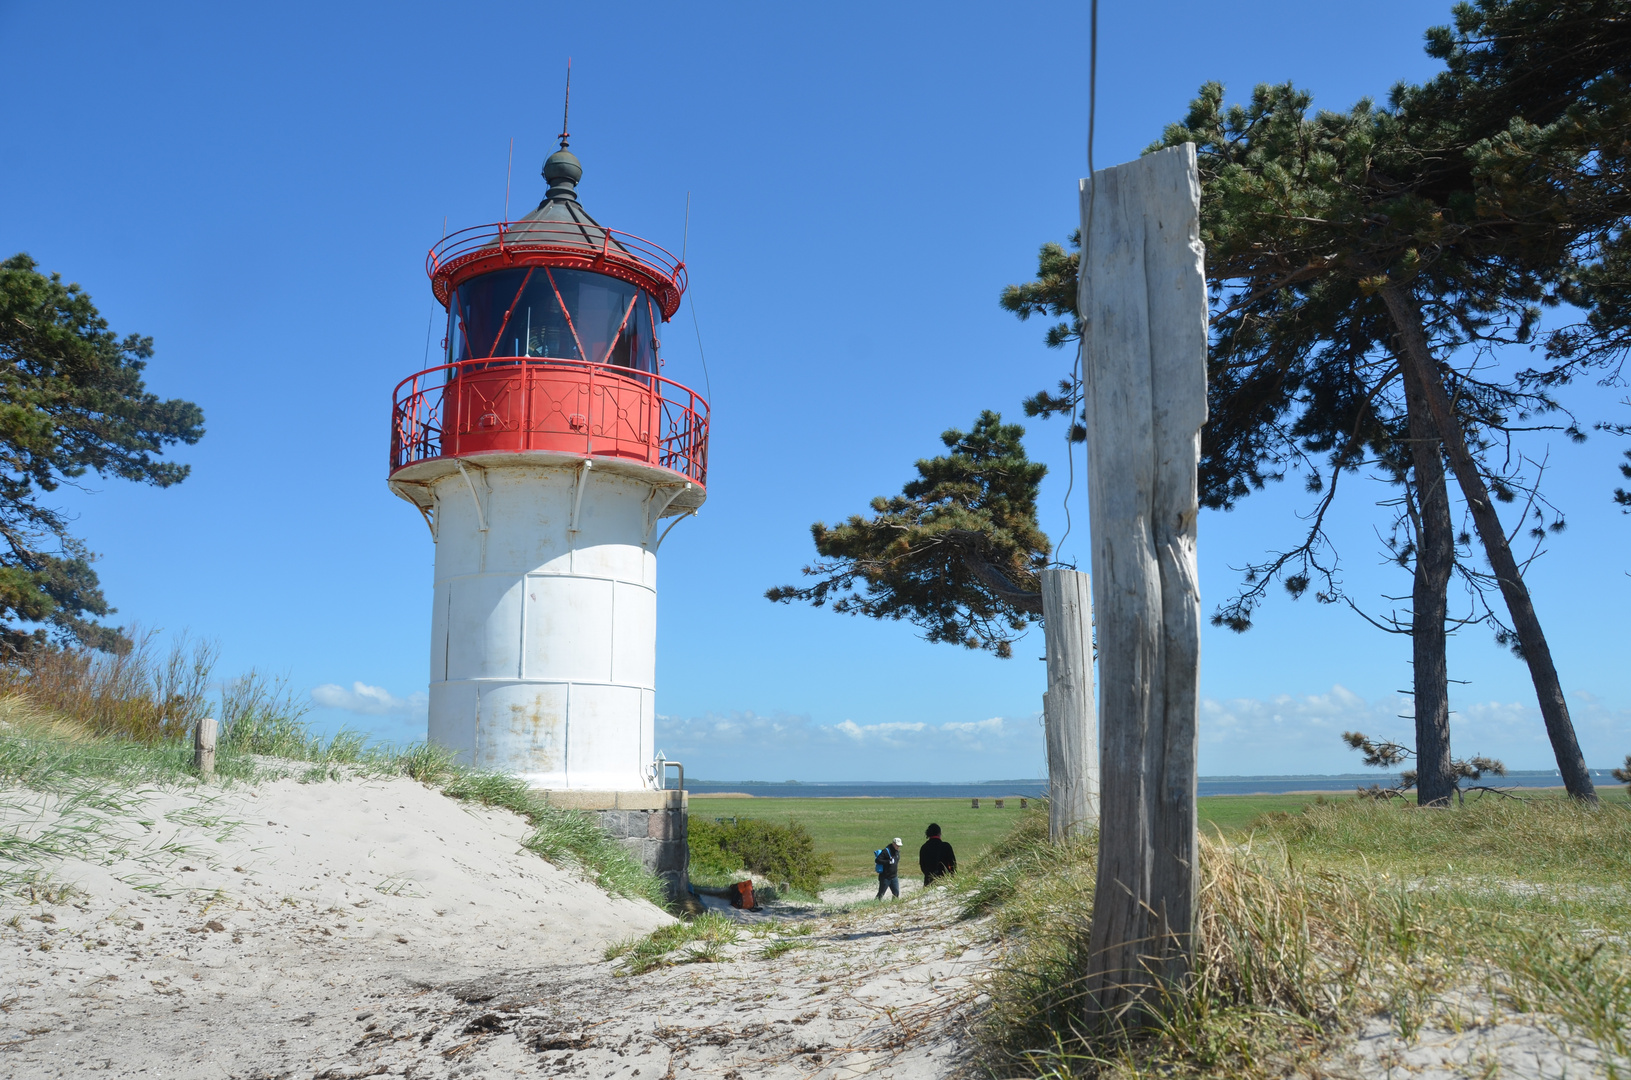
[559,57,572,148]
[504,136,514,223]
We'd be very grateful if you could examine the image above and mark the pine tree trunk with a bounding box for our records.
[1381,284,1598,804]
[1399,359,1457,807]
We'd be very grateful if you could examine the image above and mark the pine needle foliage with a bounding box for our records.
[0,255,204,655]
[767,411,1050,657]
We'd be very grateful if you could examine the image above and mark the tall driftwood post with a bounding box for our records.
[1041,567,1097,839]
[194,716,218,778]
[1078,143,1207,1025]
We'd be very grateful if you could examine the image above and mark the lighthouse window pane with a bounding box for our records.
[450,268,657,375]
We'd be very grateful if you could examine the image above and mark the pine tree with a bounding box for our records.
[1009,0,1631,803]
[0,254,205,655]
[766,412,1049,658]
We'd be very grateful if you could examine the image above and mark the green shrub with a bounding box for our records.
[688,816,835,894]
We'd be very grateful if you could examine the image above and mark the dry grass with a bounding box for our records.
[0,631,217,743]
[957,800,1631,1078]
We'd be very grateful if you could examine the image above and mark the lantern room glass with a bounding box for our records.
[445,267,659,374]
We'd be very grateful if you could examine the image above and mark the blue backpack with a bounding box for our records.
[874,848,892,875]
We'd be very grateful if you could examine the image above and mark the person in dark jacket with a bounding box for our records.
[919,823,956,885]
[875,838,902,900]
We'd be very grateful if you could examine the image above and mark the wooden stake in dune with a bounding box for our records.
[1041,567,1097,839]
[194,716,218,778]
[1077,143,1207,1024]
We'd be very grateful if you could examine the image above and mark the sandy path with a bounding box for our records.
[0,777,979,1079]
[10,772,1599,1079]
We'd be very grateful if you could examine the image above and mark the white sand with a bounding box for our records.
[5,773,1610,1078]
[0,774,673,1077]
[0,776,978,1079]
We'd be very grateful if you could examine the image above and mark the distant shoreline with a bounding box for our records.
[678,771,1617,799]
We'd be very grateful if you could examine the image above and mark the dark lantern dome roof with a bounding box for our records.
[489,141,625,256]
[427,140,687,318]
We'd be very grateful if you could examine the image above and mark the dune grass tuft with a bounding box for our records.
[604,911,741,974]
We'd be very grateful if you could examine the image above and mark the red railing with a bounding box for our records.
[427,221,687,319]
[390,358,708,487]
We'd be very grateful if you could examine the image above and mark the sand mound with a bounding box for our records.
[0,773,672,1077]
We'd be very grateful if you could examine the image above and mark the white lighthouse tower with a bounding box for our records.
[387,134,706,820]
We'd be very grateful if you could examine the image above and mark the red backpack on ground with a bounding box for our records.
[729,880,756,910]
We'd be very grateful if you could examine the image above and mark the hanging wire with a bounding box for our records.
[682,191,714,404]
[1056,0,1098,565]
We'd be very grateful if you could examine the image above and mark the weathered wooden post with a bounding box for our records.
[1041,567,1098,839]
[194,716,218,778]
[1078,143,1207,1025]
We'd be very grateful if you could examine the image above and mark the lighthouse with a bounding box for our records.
[387,133,707,894]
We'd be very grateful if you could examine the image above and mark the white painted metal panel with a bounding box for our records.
[475,681,569,785]
[524,575,616,682]
[566,683,645,789]
[428,580,450,683]
[427,681,478,763]
[610,582,657,688]
[445,575,524,681]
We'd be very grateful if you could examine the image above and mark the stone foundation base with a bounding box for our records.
[536,790,689,905]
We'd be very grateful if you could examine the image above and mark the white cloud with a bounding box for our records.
[655,710,1045,782]
[833,719,927,745]
[1200,684,1412,774]
[1198,684,1629,775]
[310,682,428,718]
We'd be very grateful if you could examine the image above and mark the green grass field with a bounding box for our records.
[688,790,1371,885]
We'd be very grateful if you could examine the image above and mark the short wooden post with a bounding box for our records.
[1020,798,1028,809]
[1078,143,1207,1025]
[970,798,979,809]
[994,798,1005,809]
[1041,567,1098,839]
[194,716,218,778]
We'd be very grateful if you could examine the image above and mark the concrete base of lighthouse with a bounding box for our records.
[540,789,690,904]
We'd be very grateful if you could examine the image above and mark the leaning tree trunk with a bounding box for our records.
[1078,144,1207,1029]
[1398,358,1457,807]
[1381,284,1598,804]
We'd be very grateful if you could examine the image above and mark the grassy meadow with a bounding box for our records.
[688,790,1368,886]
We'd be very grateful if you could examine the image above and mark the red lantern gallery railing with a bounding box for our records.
[427,221,687,319]
[390,358,709,487]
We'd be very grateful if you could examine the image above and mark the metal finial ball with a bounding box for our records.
[543,148,582,186]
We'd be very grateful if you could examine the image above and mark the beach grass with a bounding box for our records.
[953,795,1631,1079]
[603,910,742,974]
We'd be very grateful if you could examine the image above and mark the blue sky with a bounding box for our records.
[3,1,1626,781]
